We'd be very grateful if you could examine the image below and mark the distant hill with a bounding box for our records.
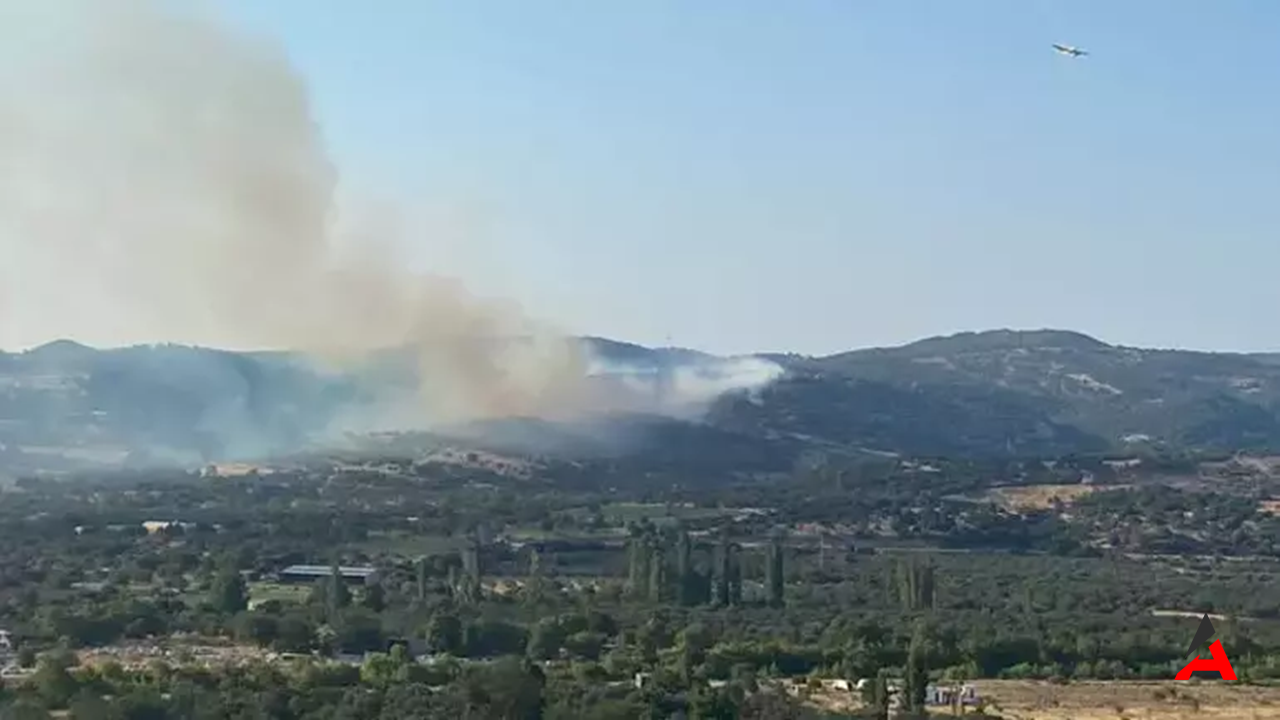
[0,338,778,473]
[7,329,1280,473]
[750,329,1280,457]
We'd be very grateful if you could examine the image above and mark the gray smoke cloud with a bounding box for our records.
[0,0,781,443]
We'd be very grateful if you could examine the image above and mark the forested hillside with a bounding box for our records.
[7,329,1280,472]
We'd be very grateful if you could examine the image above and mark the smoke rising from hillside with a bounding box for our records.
[0,0,780,439]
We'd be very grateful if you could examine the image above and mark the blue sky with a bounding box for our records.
[217,0,1280,356]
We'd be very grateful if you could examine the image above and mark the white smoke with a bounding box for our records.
[584,353,784,417]
[0,0,784,459]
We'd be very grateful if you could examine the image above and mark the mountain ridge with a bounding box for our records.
[7,328,1280,473]
[14,327,1280,363]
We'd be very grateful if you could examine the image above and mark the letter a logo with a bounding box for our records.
[1175,615,1236,681]
[1175,640,1237,680]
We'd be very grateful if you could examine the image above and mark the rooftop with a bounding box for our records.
[280,565,376,578]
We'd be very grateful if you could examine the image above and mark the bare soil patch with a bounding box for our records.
[971,679,1280,719]
[986,484,1118,512]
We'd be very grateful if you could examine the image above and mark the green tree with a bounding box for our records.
[234,612,280,647]
[425,612,464,656]
[33,647,79,709]
[381,682,446,720]
[627,532,651,599]
[904,623,930,717]
[415,556,429,602]
[272,615,314,653]
[765,535,785,608]
[727,543,743,606]
[114,690,167,720]
[688,686,737,720]
[563,631,605,661]
[460,657,545,720]
[361,582,386,613]
[67,692,115,720]
[1,701,53,720]
[738,691,809,720]
[326,563,351,618]
[459,541,483,605]
[862,672,890,720]
[525,549,549,606]
[647,537,667,603]
[897,557,936,612]
[211,570,248,615]
[333,609,386,654]
[526,618,564,661]
[675,529,695,606]
[360,644,414,687]
[714,529,732,607]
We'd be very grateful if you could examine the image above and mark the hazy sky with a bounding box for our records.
[141,1,1280,354]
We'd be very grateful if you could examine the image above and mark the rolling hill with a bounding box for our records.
[5,329,1280,474]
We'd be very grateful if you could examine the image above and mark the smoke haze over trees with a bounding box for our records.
[0,0,783,438]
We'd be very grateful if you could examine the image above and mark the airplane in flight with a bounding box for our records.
[1052,43,1089,58]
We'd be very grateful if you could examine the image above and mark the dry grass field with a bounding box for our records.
[969,679,1280,719]
[985,484,1118,512]
[797,679,1280,719]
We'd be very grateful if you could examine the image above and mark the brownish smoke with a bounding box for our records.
[0,0,603,425]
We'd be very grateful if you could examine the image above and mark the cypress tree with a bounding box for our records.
[675,529,693,606]
[904,622,929,717]
[647,537,666,603]
[765,535,785,608]
[727,543,742,606]
[627,535,651,599]
[714,528,731,606]
[869,672,890,720]
[326,562,350,619]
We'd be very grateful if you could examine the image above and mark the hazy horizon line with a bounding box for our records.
[7,326,1280,359]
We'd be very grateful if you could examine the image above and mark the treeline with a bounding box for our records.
[623,524,785,609]
[5,453,1280,719]
[0,647,860,720]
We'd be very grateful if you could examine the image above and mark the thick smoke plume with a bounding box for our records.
[0,0,781,441]
[0,0,601,425]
